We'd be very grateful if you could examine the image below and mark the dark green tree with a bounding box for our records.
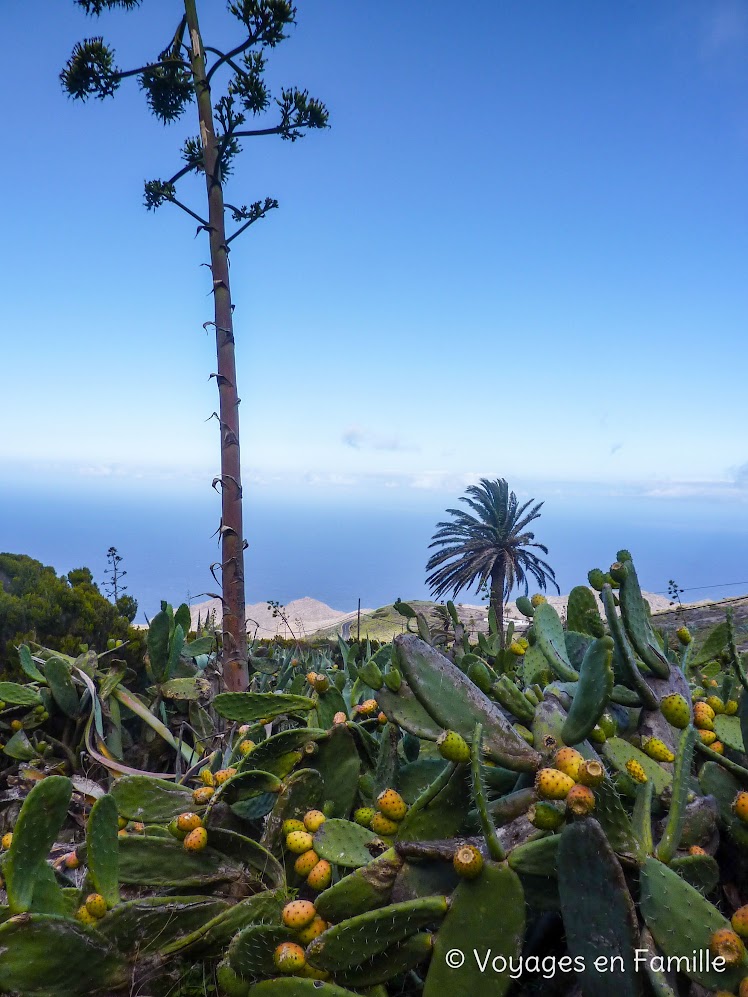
[426,478,559,648]
[60,1,328,691]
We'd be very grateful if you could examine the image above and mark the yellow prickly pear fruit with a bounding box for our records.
[297,915,328,945]
[176,812,203,833]
[676,626,692,645]
[437,730,471,764]
[453,844,484,879]
[239,739,255,756]
[183,827,208,851]
[642,738,675,763]
[307,859,332,891]
[734,792,748,824]
[10,720,22,732]
[75,905,97,925]
[688,845,707,856]
[576,759,605,788]
[353,807,376,827]
[359,699,379,716]
[274,942,306,974]
[553,747,584,781]
[660,694,691,729]
[192,786,215,805]
[117,816,128,830]
[508,641,526,656]
[303,810,326,832]
[530,594,547,607]
[214,767,237,785]
[282,819,306,837]
[294,849,319,877]
[535,767,576,800]
[306,672,318,686]
[693,702,715,731]
[706,696,725,714]
[117,828,128,838]
[376,788,408,821]
[64,851,81,870]
[726,700,739,716]
[698,729,717,746]
[709,928,746,967]
[732,905,748,938]
[200,768,215,787]
[333,711,347,725]
[285,830,315,854]
[281,900,317,930]
[711,741,725,755]
[370,812,399,836]
[1,833,12,850]
[84,893,108,919]
[565,784,596,816]
[625,759,648,784]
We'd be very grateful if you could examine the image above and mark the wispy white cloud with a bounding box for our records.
[341,426,419,453]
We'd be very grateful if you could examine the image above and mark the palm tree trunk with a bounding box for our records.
[490,563,506,650]
[184,0,248,692]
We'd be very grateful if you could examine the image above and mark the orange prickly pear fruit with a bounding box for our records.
[376,789,408,821]
[176,812,203,833]
[64,851,81,870]
[437,730,471,764]
[359,699,379,716]
[694,702,715,731]
[130,822,145,834]
[84,893,108,919]
[676,626,692,645]
[709,927,746,967]
[660,694,690,729]
[306,672,318,685]
[576,759,605,788]
[303,810,326,832]
[642,738,675,763]
[294,849,319,877]
[354,807,376,827]
[183,827,208,851]
[530,594,546,607]
[274,942,306,974]
[282,819,306,836]
[711,741,725,755]
[281,900,317,930]
[192,786,215,805]
[75,905,97,925]
[200,768,215,787]
[370,813,399,836]
[706,695,725,714]
[625,759,648,784]
[285,830,314,854]
[535,767,575,800]
[378,712,388,725]
[307,859,332,891]
[333,711,347,725]
[453,844,484,879]
[726,699,739,716]
[297,915,328,945]
[733,792,748,824]
[565,784,596,816]
[698,729,717,746]
[117,828,128,838]
[732,905,748,938]
[553,747,584,781]
[688,845,707,856]
[214,767,237,785]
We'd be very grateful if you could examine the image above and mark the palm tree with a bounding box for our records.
[425,478,559,648]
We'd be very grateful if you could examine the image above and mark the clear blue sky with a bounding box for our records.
[3,0,748,506]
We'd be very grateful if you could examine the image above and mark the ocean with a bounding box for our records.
[1,482,747,622]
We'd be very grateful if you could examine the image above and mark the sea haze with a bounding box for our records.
[1,482,747,622]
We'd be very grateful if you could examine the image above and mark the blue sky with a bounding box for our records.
[3,0,748,505]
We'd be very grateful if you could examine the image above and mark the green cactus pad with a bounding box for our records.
[312,724,362,818]
[261,768,325,855]
[669,853,719,894]
[656,725,696,864]
[640,855,748,989]
[110,775,195,823]
[96,896,229,953]
[558,819,640,997]
[424,862,524,997]
[86,793,120,908]
[698,761,748,847]
[315,687,348,729]
[160,890,286,958]
[533,602,579,682]
[566,587,606,637]
[600,585,659,711]
[0,681,42,706]
[204,827,285,887]
[306,896,448,972]
[0,914,127,994]
[117,834,242,887]
[520,644,551,686]
[313,818,381,867]
[248,981,361,997]
[561,636,614,745]
[219,769,283,802]
[392,860,460,904]
[395,635,541,772]
[45,657,81,717]
[227,922,296,980]
[375,681,443,741]
[213,692,316,723]
[245,729,329,775]
[397,763,471,842]
[713,713,744,751]
[336,931,434,987]
[5,775,72,914]
[603,737,672,795]
[507,834,558,876]
[492,675,536,724]
[617,559,670,678]
[315,847,402,922]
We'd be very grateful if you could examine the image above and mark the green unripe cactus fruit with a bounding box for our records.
[437,730,470,763]
[353,807,376,828]
[587,568,606,592]
[528,800,566,830]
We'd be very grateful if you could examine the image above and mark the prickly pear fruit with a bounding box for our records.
[726,700,739,716]
[676,626,692,645]
[307,859,332,891]
[64,851,81,870]
[286,830,315,854]
[376,789,408,821]
[530,594,547,607]
[297,915,328,945]
[437,730,471,764]
[199,768,215,787]
[694,702,715,731]
[732,906,748,938]
[312,675,330,693]
[283,819,306,836]
[565,784,596,816]
[84,893,107,919]
[698,729,717,746]
[709,928,746,967]
[528,800,566,830]
[303,810,326,832]
[705,696,725,714]
[711,741,725,755]
[214,767,237,785]
[740,981,748,997]
[1,833,12,849]
[176,812,203,833]
[333,711,347,725]
[358,699,379,716]
[238,724,251,734]
[183,826,208,851]
[370,813,400,836]
[353,807,376,828]
[281,900,317,930]
[625,759,648,784]
[535,767,575,800]
[508,641,526,656]
[588,724,607,744]
[75,905,97,925]
[192,786,214,805]
[239,739,255,756]
[688,845,707,856]
[576,759,605,788]
[453,844,484,879]
[660,694,690,729]
[553,747,584,781]
[734,792,748,824]
[274,942,306,974]
[294,850,320,877]
[642,738,675,763]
